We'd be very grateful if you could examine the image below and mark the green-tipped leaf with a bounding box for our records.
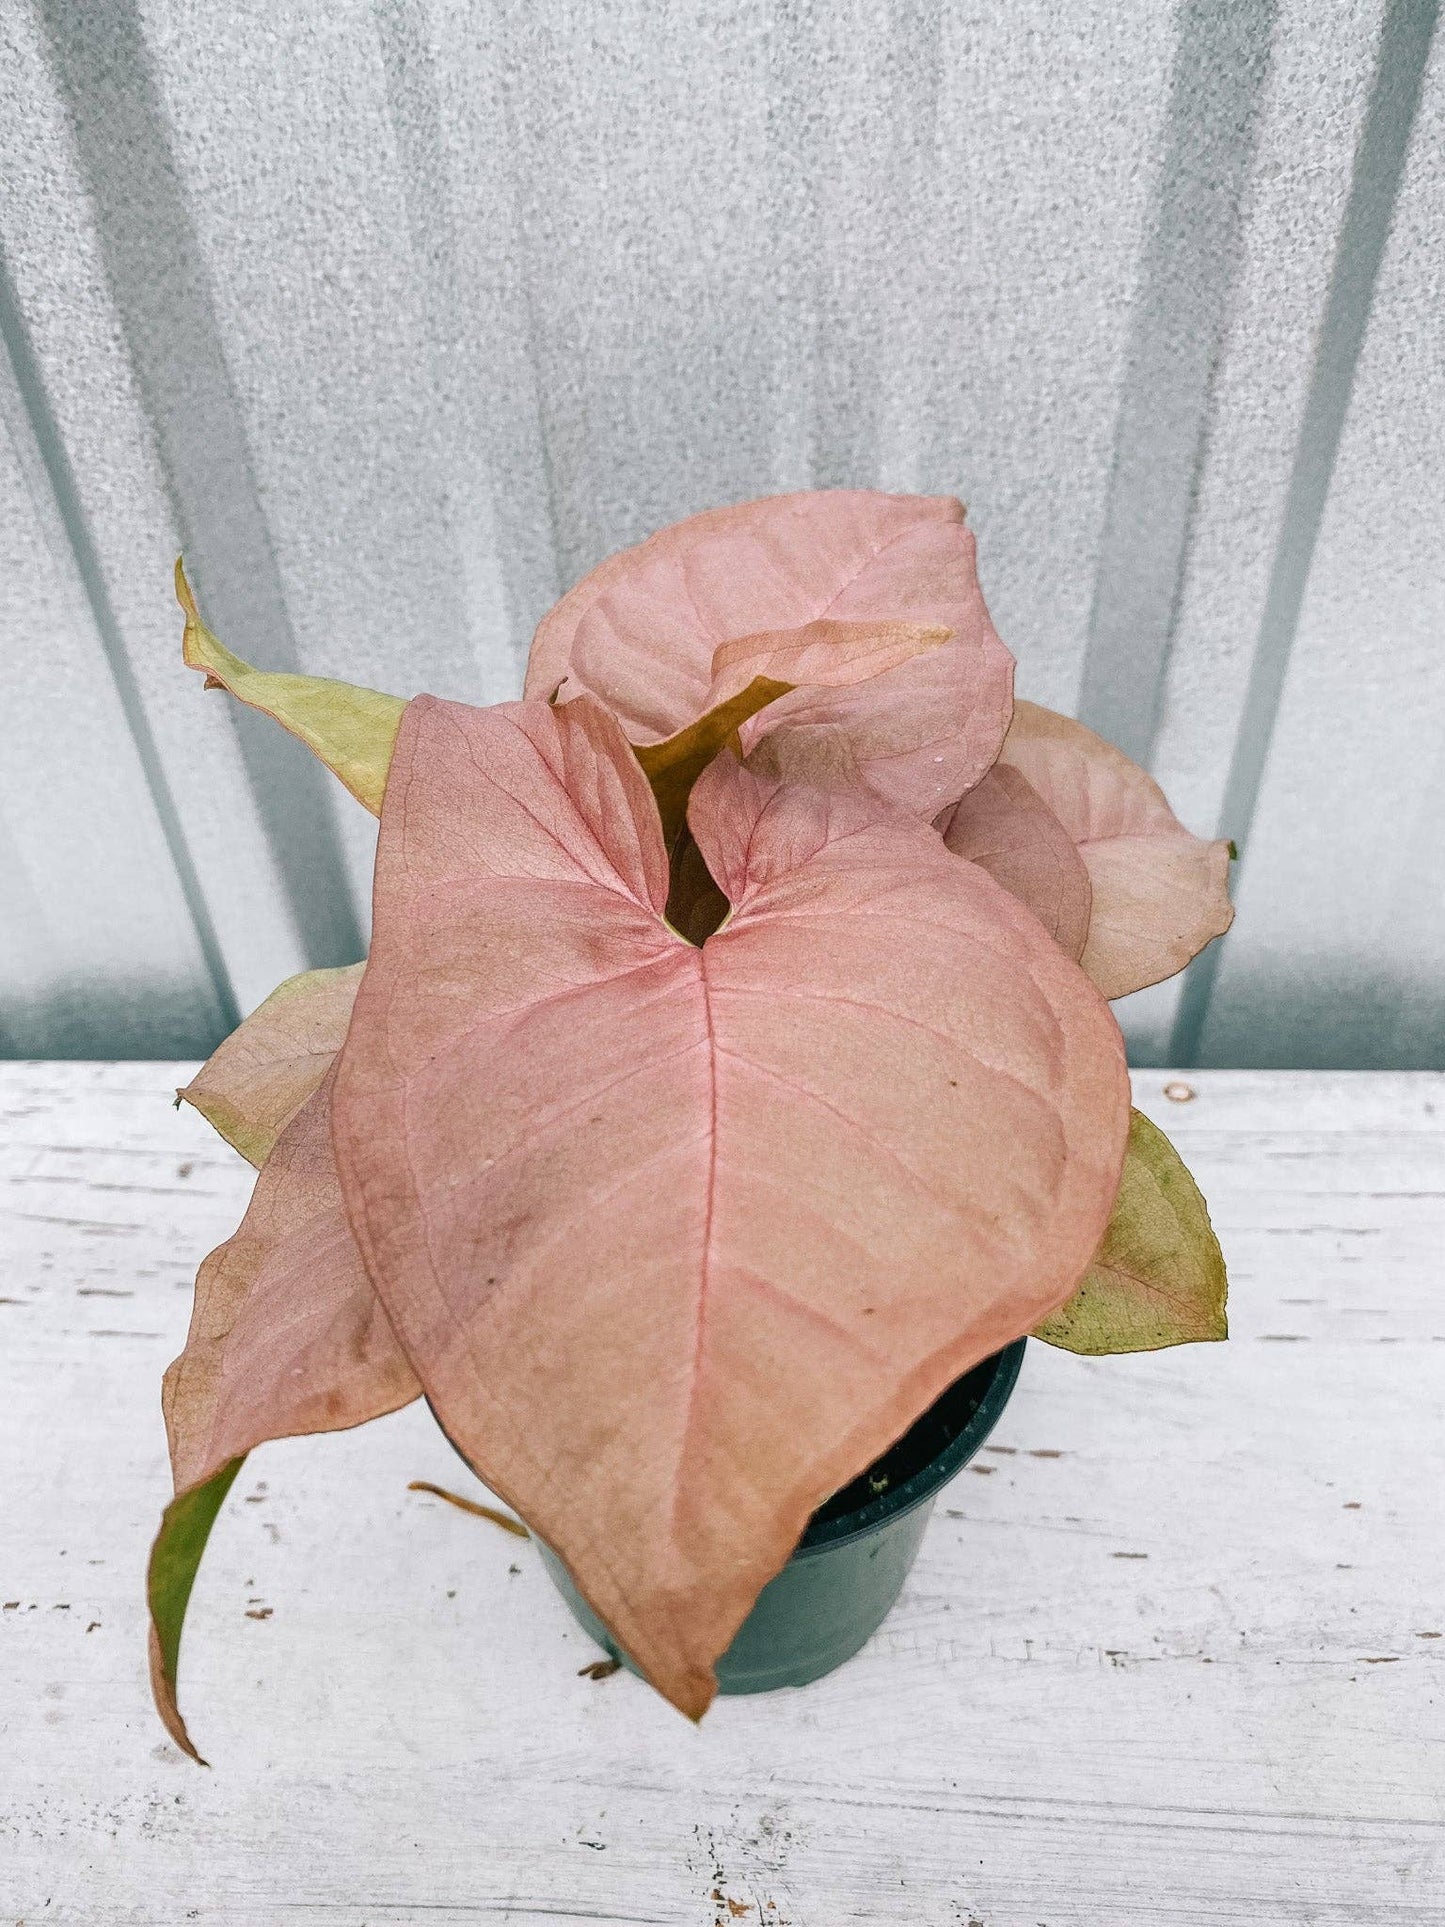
[1035,1108,1227,1354]
[150,1074,420,1760]
[177,559,405,814]
[146,1455,245,1764]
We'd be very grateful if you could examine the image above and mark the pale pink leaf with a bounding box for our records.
[162,1072,418,1499]
[1000,701,1235,998]
[525,490,1014,817]
[939,764,1092,960]
[331,694,1128,1719]
[177,962,363,1167]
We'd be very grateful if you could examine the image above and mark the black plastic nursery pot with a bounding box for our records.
[536,1337,1027,1697]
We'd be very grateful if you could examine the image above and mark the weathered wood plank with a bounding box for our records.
[2,1064,1442,1924]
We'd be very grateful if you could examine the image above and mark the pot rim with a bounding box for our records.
[792,1337,1028,1557]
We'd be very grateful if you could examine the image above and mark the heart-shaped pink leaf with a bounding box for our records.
[939,764,1092,960]
[151,1072,419,1758]
[1000,702,1234,998]
[524,490,1014,818]
[177,962,364,1167]
[331,693,1128,1717]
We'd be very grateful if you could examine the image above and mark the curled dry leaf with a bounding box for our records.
[940,764,1092,960]
[998,702,1234,998]
[177,962,363,1167]
[331,693,1129,1718]
[1034,1109,1228,1355]
[177,560,405,815]
[150,1072,419,1760]
[406,1480,531,1538]
[524,490,1014,818]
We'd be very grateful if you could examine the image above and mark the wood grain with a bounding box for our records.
[2,1063,1442,1924]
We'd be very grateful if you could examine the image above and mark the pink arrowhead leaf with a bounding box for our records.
[939,765,1092,961]
[330,693,1129,1718]
[524,490,1014,818]
[177,962,364,1167]
[150,1071,419,1760]
[999,702,1235,998]
[1034,1109,1228,1353]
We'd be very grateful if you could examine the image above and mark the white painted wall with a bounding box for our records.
[1,0,1441,1064]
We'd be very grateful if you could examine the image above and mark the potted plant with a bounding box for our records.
[149,490,1232,1761]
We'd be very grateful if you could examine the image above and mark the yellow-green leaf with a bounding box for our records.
[634,676,792,853]
[177,559,406,815]
[177,962,364,1168]
[146,1455,245,1765]
[1034,1109,1227,1354]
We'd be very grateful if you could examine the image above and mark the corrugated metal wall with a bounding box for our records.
[2,0,1441,1066]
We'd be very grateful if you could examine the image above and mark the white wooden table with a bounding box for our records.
[3,1065,1443,1925]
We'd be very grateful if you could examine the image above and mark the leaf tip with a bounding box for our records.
[147,1621,210,1767]
[176,557,216,680]
[147,1457,245,1769]
[1226,839,1239,861]
[174,555,197,617]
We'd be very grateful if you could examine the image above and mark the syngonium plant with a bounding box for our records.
[149,490,1233,1759]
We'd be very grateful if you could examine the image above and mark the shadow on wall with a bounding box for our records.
[0,976,218,1062]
